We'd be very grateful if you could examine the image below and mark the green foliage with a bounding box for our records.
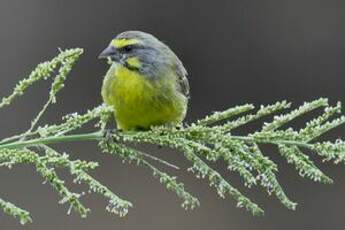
[1,48,345,224]
[0,198,31,225]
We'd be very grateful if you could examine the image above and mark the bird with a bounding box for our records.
[99,31,190,131]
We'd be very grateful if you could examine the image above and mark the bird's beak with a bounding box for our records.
[98,46,118,59]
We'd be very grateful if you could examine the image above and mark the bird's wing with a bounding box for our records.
[175,60,190,98]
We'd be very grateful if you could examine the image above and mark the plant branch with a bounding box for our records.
[2,48,345,224]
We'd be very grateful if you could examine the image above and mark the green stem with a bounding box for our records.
[0,132,103,150]
[0,131,313,151]
[230,135,313,148]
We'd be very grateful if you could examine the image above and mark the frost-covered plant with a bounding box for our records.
[1,48,345,224]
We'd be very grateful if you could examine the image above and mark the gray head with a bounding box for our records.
[99,31,186,78]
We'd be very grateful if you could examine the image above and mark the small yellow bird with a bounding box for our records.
[99,31,190,131]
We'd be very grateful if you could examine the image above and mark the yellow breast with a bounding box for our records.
[101,64,187,130]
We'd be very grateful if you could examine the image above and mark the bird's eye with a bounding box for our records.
[123,45,134,52]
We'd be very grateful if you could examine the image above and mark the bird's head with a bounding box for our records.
[99,31,180,76]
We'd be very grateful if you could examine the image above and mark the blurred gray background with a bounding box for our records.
[1,0,345,229]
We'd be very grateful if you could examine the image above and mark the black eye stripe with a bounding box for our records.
[123,45,134,52]
[118,44,146,52]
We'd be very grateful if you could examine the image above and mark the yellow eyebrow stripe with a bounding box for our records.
[111,38,139,48]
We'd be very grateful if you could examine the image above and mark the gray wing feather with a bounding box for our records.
[175,60,190,98]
